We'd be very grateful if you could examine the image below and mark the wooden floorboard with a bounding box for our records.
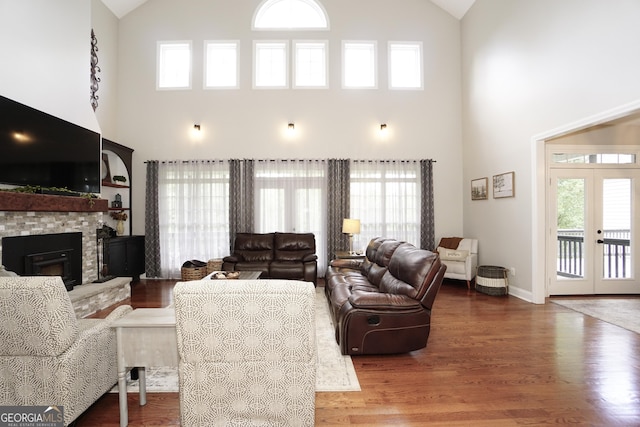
[75,278,640,426]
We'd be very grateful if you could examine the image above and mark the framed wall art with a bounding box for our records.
[471,177,488,200]
[493,171,515,198]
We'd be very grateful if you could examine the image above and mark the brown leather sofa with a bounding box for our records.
[324,237,446,355]
[222,232,318,285]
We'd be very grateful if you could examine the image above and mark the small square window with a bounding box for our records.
[157,42,191,90]
[389,42,423,90]
[343,41,376,89]
[294,40,328,88]
[205,41,239,89]
[254,41,289,89]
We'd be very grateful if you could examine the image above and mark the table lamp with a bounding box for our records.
[342,218,361,254]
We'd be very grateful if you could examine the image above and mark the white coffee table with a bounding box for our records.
[112,308,177,427]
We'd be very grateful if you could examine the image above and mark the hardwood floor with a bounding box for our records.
[75,279,640,426]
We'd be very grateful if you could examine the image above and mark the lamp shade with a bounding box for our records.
[342,218,361,235]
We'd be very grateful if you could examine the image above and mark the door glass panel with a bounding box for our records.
[556,178,585,279]
[258,188,285,231]
[602,179,631,279]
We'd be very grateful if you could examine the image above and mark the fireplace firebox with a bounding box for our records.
[2,232,83,291]
[25,249,75,290]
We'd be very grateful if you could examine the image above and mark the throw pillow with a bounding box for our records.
[437,247,469,261]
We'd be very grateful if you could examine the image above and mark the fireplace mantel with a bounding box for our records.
[0,191,108,212]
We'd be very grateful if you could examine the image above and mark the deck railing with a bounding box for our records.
[557,229,631,278]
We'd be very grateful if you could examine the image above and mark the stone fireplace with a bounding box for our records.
[0,192,108,285]
[0,192,131,317]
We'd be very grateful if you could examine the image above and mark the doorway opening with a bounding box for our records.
[532,100,640,303]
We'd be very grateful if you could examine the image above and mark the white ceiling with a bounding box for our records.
[101,0,476,20]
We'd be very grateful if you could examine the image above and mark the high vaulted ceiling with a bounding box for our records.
[101,0,476,20]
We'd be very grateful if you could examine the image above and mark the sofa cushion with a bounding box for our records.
[378,270,417,298]
[234,233,274,251]
[437,247,469,261]
[234,233,274,262]
[382,243,439,299]
[373,239,404,267]
[366,263,388,287]
[274,232,315,261]
[234,261,269,276]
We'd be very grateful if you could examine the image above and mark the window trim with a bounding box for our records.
[156,41,192,90]
[253,40,290,89]
[388,41,423,90]
[293,40,329,89]
[204,40,240,90]
[342,40,378,89]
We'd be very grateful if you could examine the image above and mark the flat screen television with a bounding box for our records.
[0,94,101,194]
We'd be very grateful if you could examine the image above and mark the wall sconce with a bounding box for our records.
[288,123,295,131]
[191,124,203,140]
[380,123,387,131]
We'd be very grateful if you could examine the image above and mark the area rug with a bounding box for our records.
[110,287,360,393]
[551,297,640,334]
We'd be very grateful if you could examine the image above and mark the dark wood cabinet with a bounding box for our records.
[108,235,145,281]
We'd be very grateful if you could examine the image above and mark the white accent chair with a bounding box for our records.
[436,238,479,289]
[0,276,132,426]
[173,279,316,427]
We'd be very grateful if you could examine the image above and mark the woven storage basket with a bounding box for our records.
[181,266,208,281]
[207,258,223,274]
[476,265,508,296]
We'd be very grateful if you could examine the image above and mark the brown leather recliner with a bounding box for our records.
[325,237,446,355]
[222,232,318,285]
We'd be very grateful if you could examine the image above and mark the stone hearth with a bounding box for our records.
[69,277,131,318]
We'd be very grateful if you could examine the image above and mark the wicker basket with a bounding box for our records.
[207,258,223,275]
[476,265,508,296]
[181,266,208,281]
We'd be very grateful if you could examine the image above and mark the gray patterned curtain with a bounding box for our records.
[229,159,254,252]
[327,159,350,264]
[420,159,435,250]
[144,160,162,277]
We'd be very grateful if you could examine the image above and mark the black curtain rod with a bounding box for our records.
[144,159,437,163]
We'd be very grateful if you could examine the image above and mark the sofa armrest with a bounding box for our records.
[465,253,478,279]
[104,305,134,323]
[302,254,318,262]
[329,258,362,269]
[349,291,421,310]
[223,254,241,263]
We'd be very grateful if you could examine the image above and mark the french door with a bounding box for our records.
[548,168,640,295]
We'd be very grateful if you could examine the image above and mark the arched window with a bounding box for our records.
[253,0,329,30]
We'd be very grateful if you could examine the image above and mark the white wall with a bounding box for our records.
[0,0,99,133]
[461,0,640,299]
[114,0,464,240]
[92,0,120,139]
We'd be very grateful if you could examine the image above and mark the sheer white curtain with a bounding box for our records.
[158,160,230,278]
[350,160,421,250]
[254,159,328,276]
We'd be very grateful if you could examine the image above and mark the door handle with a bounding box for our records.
[596,239,604,244]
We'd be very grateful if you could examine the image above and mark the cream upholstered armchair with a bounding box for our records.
[174,279,316,427]
[0,276,132,426]
[436,237,479,289]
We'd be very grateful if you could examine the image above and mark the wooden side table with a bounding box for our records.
[112,308,178,427]
[334,251,365,260]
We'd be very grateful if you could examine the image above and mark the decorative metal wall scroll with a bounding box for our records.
[90,29,101,111]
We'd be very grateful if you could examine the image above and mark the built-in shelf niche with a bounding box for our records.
[101,139,133,235]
